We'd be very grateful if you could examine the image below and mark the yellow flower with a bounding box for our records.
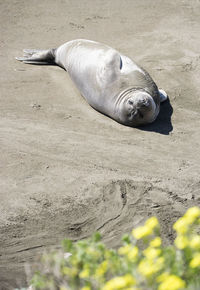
[185,207,200,221]
[118,245,138,261]
[156,272,170,283]
[105,250,112,259]
[174,235,188,249]
[138,257,164,277]
[62,266,70,275]
[143,247,161,260]
[138,259,154,277]
[132,225,152,240]
[81,287,91,290]
[145,216,159,230]
[189,253,200,268]
[87,247,101,260]
[102,274,135,290]
[118,244,132,255]
[127,246,139,261]
[173,217,190,234]
[150,237,162,248]
[123,288,140,290]
[62,267,78,277]
[189,235,200,249]
[79,268,90,279]
[59,286,69,290]
[95,261,108,277]
[156,257,165,267]
[158,275,185,290]
[173,208,200,235]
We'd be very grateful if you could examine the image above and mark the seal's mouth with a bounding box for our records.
[127,109,144,124]
[138,109,144,119]
[130,109,144,119]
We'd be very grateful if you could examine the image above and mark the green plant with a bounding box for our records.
[24,207,200,290]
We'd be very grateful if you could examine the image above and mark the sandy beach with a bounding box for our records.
[1,0,200,288]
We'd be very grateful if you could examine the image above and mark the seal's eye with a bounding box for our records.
[128,100,133,105]
[140,99,149,107]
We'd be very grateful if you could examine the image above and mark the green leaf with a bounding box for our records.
[62,239,73,252]
[122,234,131,244]
[92,232,102,242]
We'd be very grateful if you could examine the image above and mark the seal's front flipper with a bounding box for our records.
[16,49,56,65]
[159,89,168,103]
[98,49,121,86]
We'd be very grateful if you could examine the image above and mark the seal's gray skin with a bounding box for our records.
[16,39,167,127]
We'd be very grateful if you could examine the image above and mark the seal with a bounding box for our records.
[16,39,167,127]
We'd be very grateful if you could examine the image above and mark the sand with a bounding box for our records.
[1,0,200,288]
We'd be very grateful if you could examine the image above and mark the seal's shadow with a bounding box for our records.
[138,98,173,135]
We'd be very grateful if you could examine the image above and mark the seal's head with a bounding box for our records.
[116,90,159,127]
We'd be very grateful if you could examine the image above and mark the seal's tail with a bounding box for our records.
[16,48,56,65]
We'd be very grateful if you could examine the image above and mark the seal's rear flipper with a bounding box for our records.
[16,49,56,65]
[159,89,168,103]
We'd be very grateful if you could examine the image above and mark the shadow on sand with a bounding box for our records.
[139,98,173,135]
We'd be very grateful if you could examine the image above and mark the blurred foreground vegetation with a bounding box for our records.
[20,207,200,290]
